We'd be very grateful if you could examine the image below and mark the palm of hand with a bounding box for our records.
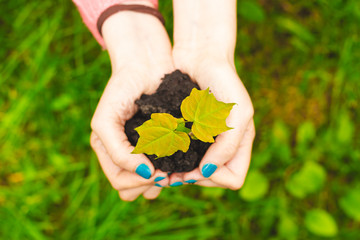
[169,51,255,189]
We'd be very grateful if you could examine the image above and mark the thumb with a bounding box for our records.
[91,78,157,179]
[199,105,251,178]
[95,121,156,179]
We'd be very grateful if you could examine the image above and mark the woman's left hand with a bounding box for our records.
[169,53,255,190]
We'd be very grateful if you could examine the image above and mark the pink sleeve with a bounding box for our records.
[73,0,159,49]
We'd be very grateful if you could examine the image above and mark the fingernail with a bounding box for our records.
[201,163,217,178]
[135,164,151,179]
[184,179,197,184]
[155,183,162,187]
[154,176,165,182]
[170,182,183,187]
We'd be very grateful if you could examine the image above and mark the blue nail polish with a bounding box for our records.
[135,164,151,179]
[155,183,162,187]
[170,182,183,187]
[154,176,165,182]
[201,163,217,178]
[185,179,197,184]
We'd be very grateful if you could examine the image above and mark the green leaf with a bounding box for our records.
[339,189,360,221]
[132,113,190,158]
[238,1,265,22]
[286,161,326,198]
[239,170,269,201]
[277,215,298,240]
[305,209,338,237]
[180,88,235,143]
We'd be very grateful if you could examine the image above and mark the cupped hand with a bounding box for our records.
[90,71,170,201]
[169,0,255,190]
[90,10,174,201]
[171,50,255,190]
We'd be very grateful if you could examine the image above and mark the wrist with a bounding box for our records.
[102,7,172,73]
[173,44,235,76]
[173,36,236,71]
[172,0,237,70]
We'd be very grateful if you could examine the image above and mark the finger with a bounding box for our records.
[199,111,250,178]
[182,121,246,182]
[168,173,184,187]
[182,168,203,184]
[195,179,226,188]
[183,116,255,186]
[111,169,168,190]
[143,186,162,200]
[91,132,168,190]
[209,120,255,190]
[118,185,152,202]
[154,172,170,187]
[91,84,156,179]
[183,166,240,188]
[195,66,254,178]
[92,119,156,179]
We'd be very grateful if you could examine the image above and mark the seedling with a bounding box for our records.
[132,88,235,158]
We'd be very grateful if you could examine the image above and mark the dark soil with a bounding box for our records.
[124,70,211,173]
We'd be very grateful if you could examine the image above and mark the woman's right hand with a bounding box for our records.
[90,8,174,201]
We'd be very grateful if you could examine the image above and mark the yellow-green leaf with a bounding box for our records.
[132,113,190,158]
[339,189,360,221]
[305,209,338,237]
[239,170,269,201]
[285,161,326,198]
[180,88,235,143]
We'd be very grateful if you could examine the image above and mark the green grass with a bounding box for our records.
[1,0,359,239]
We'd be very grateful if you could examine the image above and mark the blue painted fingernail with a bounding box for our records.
[155,183,162,187]
[154,176,165,182]
[135,164,151,179]
[185,179,197,184]
[170,182,183,187]
[201,163,217,178]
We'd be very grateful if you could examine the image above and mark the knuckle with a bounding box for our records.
[228,178,245,191]
[244,105,254,120]
[109,181,122,191]
[90,115,101,132]
[90,132,101,149]
[108,150,125,166]
[250,129,256,141]
[246,121,256,142]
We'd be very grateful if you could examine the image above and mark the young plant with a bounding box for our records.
[132,88,235,158]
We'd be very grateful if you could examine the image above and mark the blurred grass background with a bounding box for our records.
[1,0,360,239]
